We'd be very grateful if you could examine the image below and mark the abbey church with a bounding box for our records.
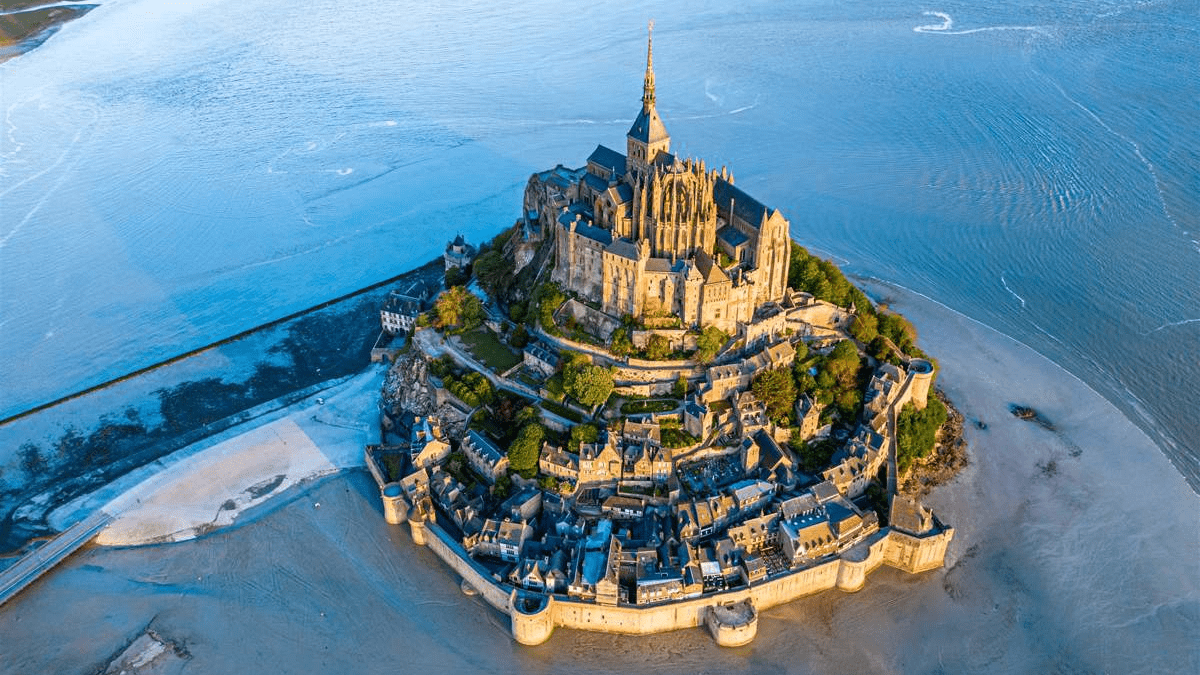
[522,26,792,335]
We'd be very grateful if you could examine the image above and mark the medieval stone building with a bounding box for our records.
[523,25,791,334]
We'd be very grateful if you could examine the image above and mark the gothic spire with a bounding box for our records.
[642,20,656,112]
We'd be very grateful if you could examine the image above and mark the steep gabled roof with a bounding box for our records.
[714,177,771,228]
[587,144,627,177]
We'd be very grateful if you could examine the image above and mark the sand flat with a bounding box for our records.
[96,417,333,546]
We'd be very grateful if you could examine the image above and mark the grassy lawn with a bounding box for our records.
[621,399,679,415]
[661,427,699,449]
[542,400,583,423]
[461,328,521,372]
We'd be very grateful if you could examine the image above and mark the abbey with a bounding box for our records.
[523,26,791,334]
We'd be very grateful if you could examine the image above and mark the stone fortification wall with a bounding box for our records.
[630,329,698,352]
[417,518,512,612]
[398,513,951,646]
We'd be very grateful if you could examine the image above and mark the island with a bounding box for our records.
[363,25,959,646]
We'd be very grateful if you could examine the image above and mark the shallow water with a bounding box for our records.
[1,0,1197,489]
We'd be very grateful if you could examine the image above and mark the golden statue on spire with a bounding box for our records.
[642,20,656,111]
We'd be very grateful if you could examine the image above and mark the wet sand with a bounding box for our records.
[1,284,1197,674]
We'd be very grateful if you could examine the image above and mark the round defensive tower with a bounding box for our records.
[705,600,758,647]
[908,358,934,409]
[407,504,428,546]
[835,542,877,592]
[510,590,555,645]
[381,483,407,524]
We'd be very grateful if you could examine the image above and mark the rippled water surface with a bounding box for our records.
[1,0,1197,484]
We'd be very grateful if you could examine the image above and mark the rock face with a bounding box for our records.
[380,349,466,437]
[900,389,968,499]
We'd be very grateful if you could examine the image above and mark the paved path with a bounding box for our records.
[0,510,113,606]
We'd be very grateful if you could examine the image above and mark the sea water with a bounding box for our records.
[1,0,1197,487]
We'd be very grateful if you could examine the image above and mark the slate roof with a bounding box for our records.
[717,225,749,248]
[524,340,560,369]
[382,292,421,317]
[606,238,640,260]
[587,145,627,177]
[582,172,609,193]
[714,177,772,227]
[574,221,613,246]
[628,106,669,144]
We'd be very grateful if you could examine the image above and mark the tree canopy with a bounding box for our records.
[507,422,545,476]
[568,423,599,452]
[788,242,873,311]
[473,250,514,300]
[849,312,878,344]
[752,367,798,425]
[694,326,728,364]
[896,398,948,473]
[645,334,671,360]
[529,282,565,335]
[434,285,483,331]
[563,358,614,407]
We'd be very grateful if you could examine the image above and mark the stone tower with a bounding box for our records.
[627,21,671,175]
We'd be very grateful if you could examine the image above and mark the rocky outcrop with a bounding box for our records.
[899,389,968,498]
[380,350,466,437]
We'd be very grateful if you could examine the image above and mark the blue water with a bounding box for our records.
[1,0,1197,485]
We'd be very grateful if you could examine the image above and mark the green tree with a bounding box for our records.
[473,250,514,300]
[507,422,545,476]
[793,339,809,362]
[434,285,484,331]
[530,282,566,334]
[694,326,728,364]
[568,423,599,452]
[896,399,948,473]
[751,367,798,425]
[563,360,614,407]
[509,323,529,349]
[508,301,527,324]
[672,374,688,399]
[609,327,633,357]
[444,265,470,288]
[493,473,513,499]
[645,334,671,360]
[850,312,878,344]
[825,340,862,389]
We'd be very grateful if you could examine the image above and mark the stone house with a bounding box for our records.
[523,340,560,377]
[726,512,779,556]
[407,414,451,469]
[538,442,579,482]
[381,290,422,335]
[461,429,508,485]
[472,518,532,563]
[578,434,622,485]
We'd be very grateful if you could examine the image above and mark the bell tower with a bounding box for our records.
[627,21,671,176]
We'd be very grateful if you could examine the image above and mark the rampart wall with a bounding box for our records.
[402,509,952,646]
